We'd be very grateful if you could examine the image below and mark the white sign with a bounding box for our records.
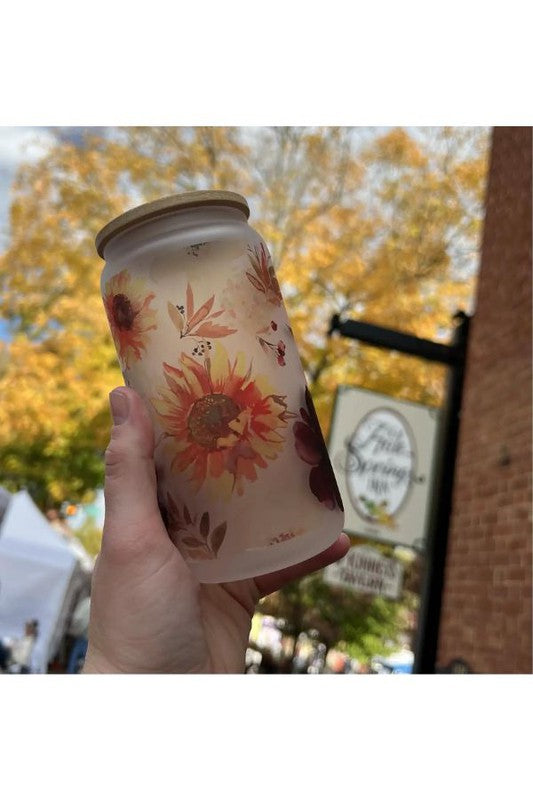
[328,386,440,549]
[324,545,403,600]
[346,408,415,521]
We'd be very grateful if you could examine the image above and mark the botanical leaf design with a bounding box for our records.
[188,294,215,330]
[186,283,194,319]
[258,337,270,354]
[246,244,283,306]
[209,522,227,555]
[200,511,210,538]
[246,272,265,293]
[194,321,237,338]
[160,493,228,561]
[166,492,180,518]
[168,302,184,332]
[171,283,236,342]
[162,492,190,535]
[256,335,286,366]
[182,536,202,547]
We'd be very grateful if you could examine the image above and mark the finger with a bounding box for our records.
[102,387,172,559]
[254,533,350,598]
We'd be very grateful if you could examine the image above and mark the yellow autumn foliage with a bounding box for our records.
[0,126,489,505]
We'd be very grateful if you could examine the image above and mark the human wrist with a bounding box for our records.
[81,646,121,674]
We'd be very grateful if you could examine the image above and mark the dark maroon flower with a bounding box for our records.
[293,388,343,511]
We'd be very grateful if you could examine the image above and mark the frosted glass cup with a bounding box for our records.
[96,191,344,582]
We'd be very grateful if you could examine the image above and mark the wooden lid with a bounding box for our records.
[95,190,250,258]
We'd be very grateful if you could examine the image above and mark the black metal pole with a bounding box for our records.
[328,311,471,673]
[413,313,470,673]
[329,314,463,365]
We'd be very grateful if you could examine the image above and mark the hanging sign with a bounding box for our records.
[324,545,404,600]
[328,386,440,549]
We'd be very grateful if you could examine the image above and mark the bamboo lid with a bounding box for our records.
[95,190,250,258]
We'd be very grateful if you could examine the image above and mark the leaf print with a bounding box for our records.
[171,283,237,343]
[258,337,270,355]
[186,282,194,319]
[246,272,265,293]
[187,294,215,331]
[182,536,203,548]
[160,493,230,561]
[166,493,179,517]
[194,321,237,338]
[209,522,227,555]
[246,243,283,306]
[200,511,210,539]
[256,335,287,366]
[168,302,185,333]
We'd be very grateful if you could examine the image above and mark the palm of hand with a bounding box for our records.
[86,532,346,674]
[83,387,349,675]
[86,534,264,674]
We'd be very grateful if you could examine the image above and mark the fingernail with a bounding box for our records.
[109,390,130,426]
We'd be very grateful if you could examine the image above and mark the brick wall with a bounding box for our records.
[437,127,532,673]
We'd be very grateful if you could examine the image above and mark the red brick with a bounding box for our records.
[437,128,532,675]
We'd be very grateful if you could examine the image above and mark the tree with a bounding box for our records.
[259,574,402,664]
[0,126,489,507]
[258,536,423,664]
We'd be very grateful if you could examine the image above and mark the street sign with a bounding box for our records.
[328,386,440,549]
[324,545,403,600]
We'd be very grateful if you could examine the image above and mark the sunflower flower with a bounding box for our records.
[103,269,157,369]
[152,344,291,496]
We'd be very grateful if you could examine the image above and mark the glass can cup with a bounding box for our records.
[96,191,344,583]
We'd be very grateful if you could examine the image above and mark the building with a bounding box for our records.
[437,127,532,673]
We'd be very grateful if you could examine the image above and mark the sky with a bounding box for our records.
[0,125,381,251]
[0,128,53,338]
[0,127,103,339]
[0,127,107,250]
[0,124,368,338]
[0,127,56,249]
[0,125,486,342]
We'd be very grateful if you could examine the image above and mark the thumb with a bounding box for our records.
[102,387,171,560]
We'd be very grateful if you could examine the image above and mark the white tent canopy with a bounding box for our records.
[0,489,93,673]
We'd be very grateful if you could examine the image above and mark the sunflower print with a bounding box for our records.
[152,343,293,497]
[103,269,157,369]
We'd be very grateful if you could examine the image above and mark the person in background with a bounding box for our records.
[10,620,39,673]
[67,596,91,673]
[45,508,72,539]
